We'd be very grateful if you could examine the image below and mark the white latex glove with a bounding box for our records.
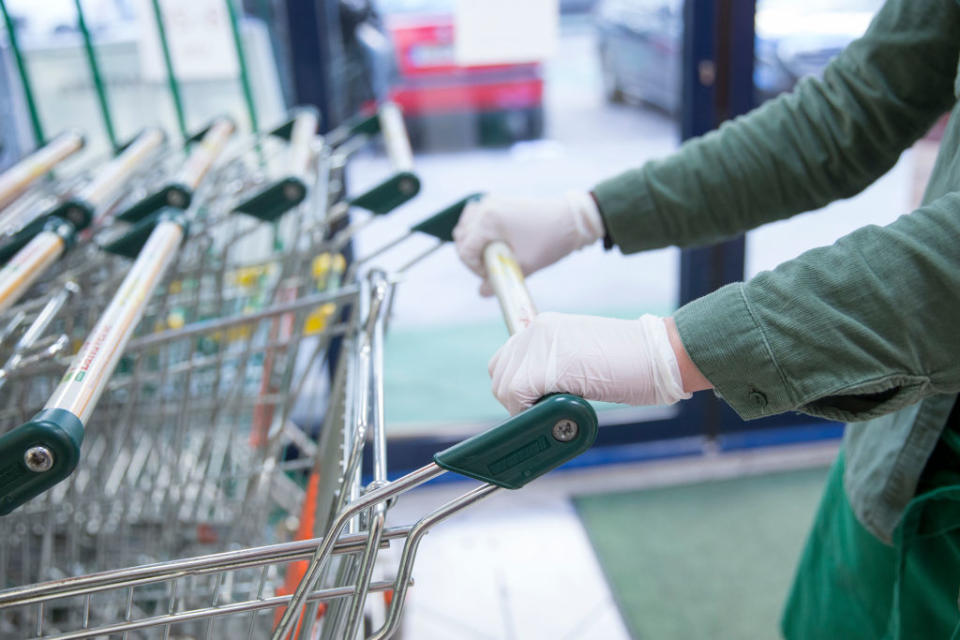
[452,192,605,296]
[488,312,692,415]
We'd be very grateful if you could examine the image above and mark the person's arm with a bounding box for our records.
[595,0,960,254]
[489,191,960,421]
[675,190,960,422]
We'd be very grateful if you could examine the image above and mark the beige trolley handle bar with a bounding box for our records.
[0,209,188,516]
[0,124,236,515]
[0,129,167,265]
[0,131,86,212]
[273,197,599,640]
[113,117,237,224]
[0,129,168,320]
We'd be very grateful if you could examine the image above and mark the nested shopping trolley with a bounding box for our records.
[0,172,600,639]
[0,98,442,637]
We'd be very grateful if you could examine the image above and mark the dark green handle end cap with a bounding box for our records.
[232,177,306,222]
[48,199,95,231]
[346,112,381,139]
[0,408,84,516]
[116,183,192,223]
[0,199,88,265]
[411,193,483,242]
[349,171,421,215]
[0,221,43,265]
[434,394,598,489]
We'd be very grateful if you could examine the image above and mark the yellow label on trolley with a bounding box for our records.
[304,302,337,335]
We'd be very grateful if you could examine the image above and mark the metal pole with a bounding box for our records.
[0,0,45,145]
[73,0,119,151]
[149,0,189,142]
[224,0,259,135]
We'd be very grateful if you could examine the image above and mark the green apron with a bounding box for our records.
[781,451,960,639]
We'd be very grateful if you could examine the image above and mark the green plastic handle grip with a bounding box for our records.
[433,394,598,489]
[348,171,421,215]
[0,409,84,515]
[410,193,484,242]
[116,182,192,223]
[232,177,307,222]
[0,198,94,265]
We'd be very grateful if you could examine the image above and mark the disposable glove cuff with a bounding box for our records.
[638,314,692,406]
[564,191,606,248]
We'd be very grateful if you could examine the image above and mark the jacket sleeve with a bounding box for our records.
[592,0,960,254]
[674,191,960,421]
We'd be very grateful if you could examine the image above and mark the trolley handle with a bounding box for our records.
[286,107,319,180]
[0,129,167,265]
[377,102,413,173]
[116,117,237,223]
[75,128,167,214]
[0,209,188,515]
[416,194,600,489]
[231,107,324,222]
[0,130,86,211]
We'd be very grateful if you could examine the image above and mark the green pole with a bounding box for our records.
[224,0,259,136]
[0,0,45,145]
[73,0,118,151]
[149,0,189,143]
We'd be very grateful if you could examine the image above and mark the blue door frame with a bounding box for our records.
[281,0,838,474]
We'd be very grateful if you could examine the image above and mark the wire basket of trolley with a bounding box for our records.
[0,99,423,638]
[0,183,601,640]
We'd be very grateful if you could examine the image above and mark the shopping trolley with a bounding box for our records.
[0,191,599,639]
[0,100,433,636]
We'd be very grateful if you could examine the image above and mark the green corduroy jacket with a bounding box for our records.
[593,0,960,544]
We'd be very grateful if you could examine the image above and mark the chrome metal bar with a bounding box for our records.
[271,463,446,639]
[370,484,500,640]
[368,271,389,487]
[124,287,359,350]
[35,580,403,640]
[0,281,78,389]
[0,527,412,607]
[339,271,391,638]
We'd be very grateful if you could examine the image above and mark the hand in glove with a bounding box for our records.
[488,312,709,415]
[452,192,605,296]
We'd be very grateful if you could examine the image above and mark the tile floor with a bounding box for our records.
[384,439,839,639]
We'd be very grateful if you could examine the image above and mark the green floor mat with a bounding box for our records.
[574,466,831,640]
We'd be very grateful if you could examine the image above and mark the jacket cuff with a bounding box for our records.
[592,169,672,254]
[674,283,795,420]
